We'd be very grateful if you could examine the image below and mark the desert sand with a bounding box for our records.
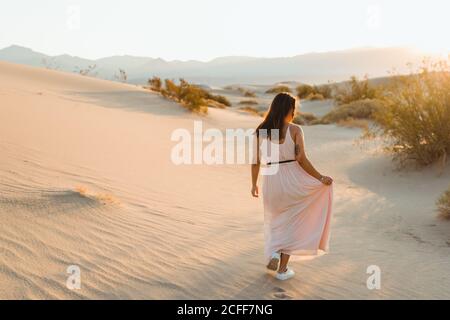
[0,61,449,299]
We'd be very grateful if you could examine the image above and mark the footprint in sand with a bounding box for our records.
[271,287,293,300]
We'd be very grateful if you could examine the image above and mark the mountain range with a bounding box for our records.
[0,45,431,86]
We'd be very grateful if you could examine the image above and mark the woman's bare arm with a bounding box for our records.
[251,136,261,197]
[292,125,332,185]
[251,164,260,197]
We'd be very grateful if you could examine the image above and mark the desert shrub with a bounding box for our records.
[335,76,378,105]
[178,81,230,107]
[336,118,370,129]
[76,64,98,77]
[176,78,190,100]
[235,87,257,97]
[244,90,256,97]
[306,93,325,101]
[207,100,227,109]
[293,112,318,125]
[296,84,332,100]
[160,88,170,98]
[183,89,205,112]
[153,78,231,112]
[321,99,384,124]
[178,79,207,112]
[238,100,258,105]
[240,106,261,116]
[371,61,450,166]
[148,76,162,91]
[157,78,206,113]
[266,85,292,94]
[164,79,181,99]
[437,186,450,219]
[316,84,333,99]
[225,86,256,98]
[296,84,315,99]
[206,93,231,107]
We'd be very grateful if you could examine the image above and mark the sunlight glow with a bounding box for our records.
[0,0,449,60]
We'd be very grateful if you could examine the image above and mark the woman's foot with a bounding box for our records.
[266,252,280,271]
[275,267,295,281]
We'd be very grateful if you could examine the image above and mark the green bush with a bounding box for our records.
[371,61,450,166]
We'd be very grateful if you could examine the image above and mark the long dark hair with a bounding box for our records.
[256,92,296,139]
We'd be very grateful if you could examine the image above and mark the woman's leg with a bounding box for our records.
[278,253,290,273]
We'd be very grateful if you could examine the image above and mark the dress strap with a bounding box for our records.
[285,124,294,145]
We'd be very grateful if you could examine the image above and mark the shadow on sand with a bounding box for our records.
[63,90,190,117]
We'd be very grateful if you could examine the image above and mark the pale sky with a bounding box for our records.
[1,0,449,61]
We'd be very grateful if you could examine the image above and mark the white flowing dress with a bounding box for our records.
[261,124,333,263]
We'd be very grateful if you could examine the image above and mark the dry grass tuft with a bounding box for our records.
[296,84,333,100]
[240,106,262,116]
[293,112,319,125]
[148,76,162,92]
[370,60,450,166]
[337,118,370,129]
[243,90,256,98]
[238,99,258,105]
[265,85,292,94]
[74,186,88,197]
[334,76,378,105]
[306,93,325,101]
[74,186,120,205]
[94,193,121,205]
[437,186,450,219]
[321,99,384,124]
[155,78,231,113]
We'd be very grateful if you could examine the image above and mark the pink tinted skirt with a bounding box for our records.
[262,162,333,263]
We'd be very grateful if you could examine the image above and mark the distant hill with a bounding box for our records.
[0,45,432,86]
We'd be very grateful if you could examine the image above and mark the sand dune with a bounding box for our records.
[1,61,449,299]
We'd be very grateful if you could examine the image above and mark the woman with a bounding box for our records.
[251,92,333,281]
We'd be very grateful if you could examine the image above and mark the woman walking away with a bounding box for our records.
[251,92,333,281]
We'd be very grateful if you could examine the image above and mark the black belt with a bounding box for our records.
[267,159,296,165]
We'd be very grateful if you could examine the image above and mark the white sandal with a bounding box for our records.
[266,252,280,271]
[275,267,295,281]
